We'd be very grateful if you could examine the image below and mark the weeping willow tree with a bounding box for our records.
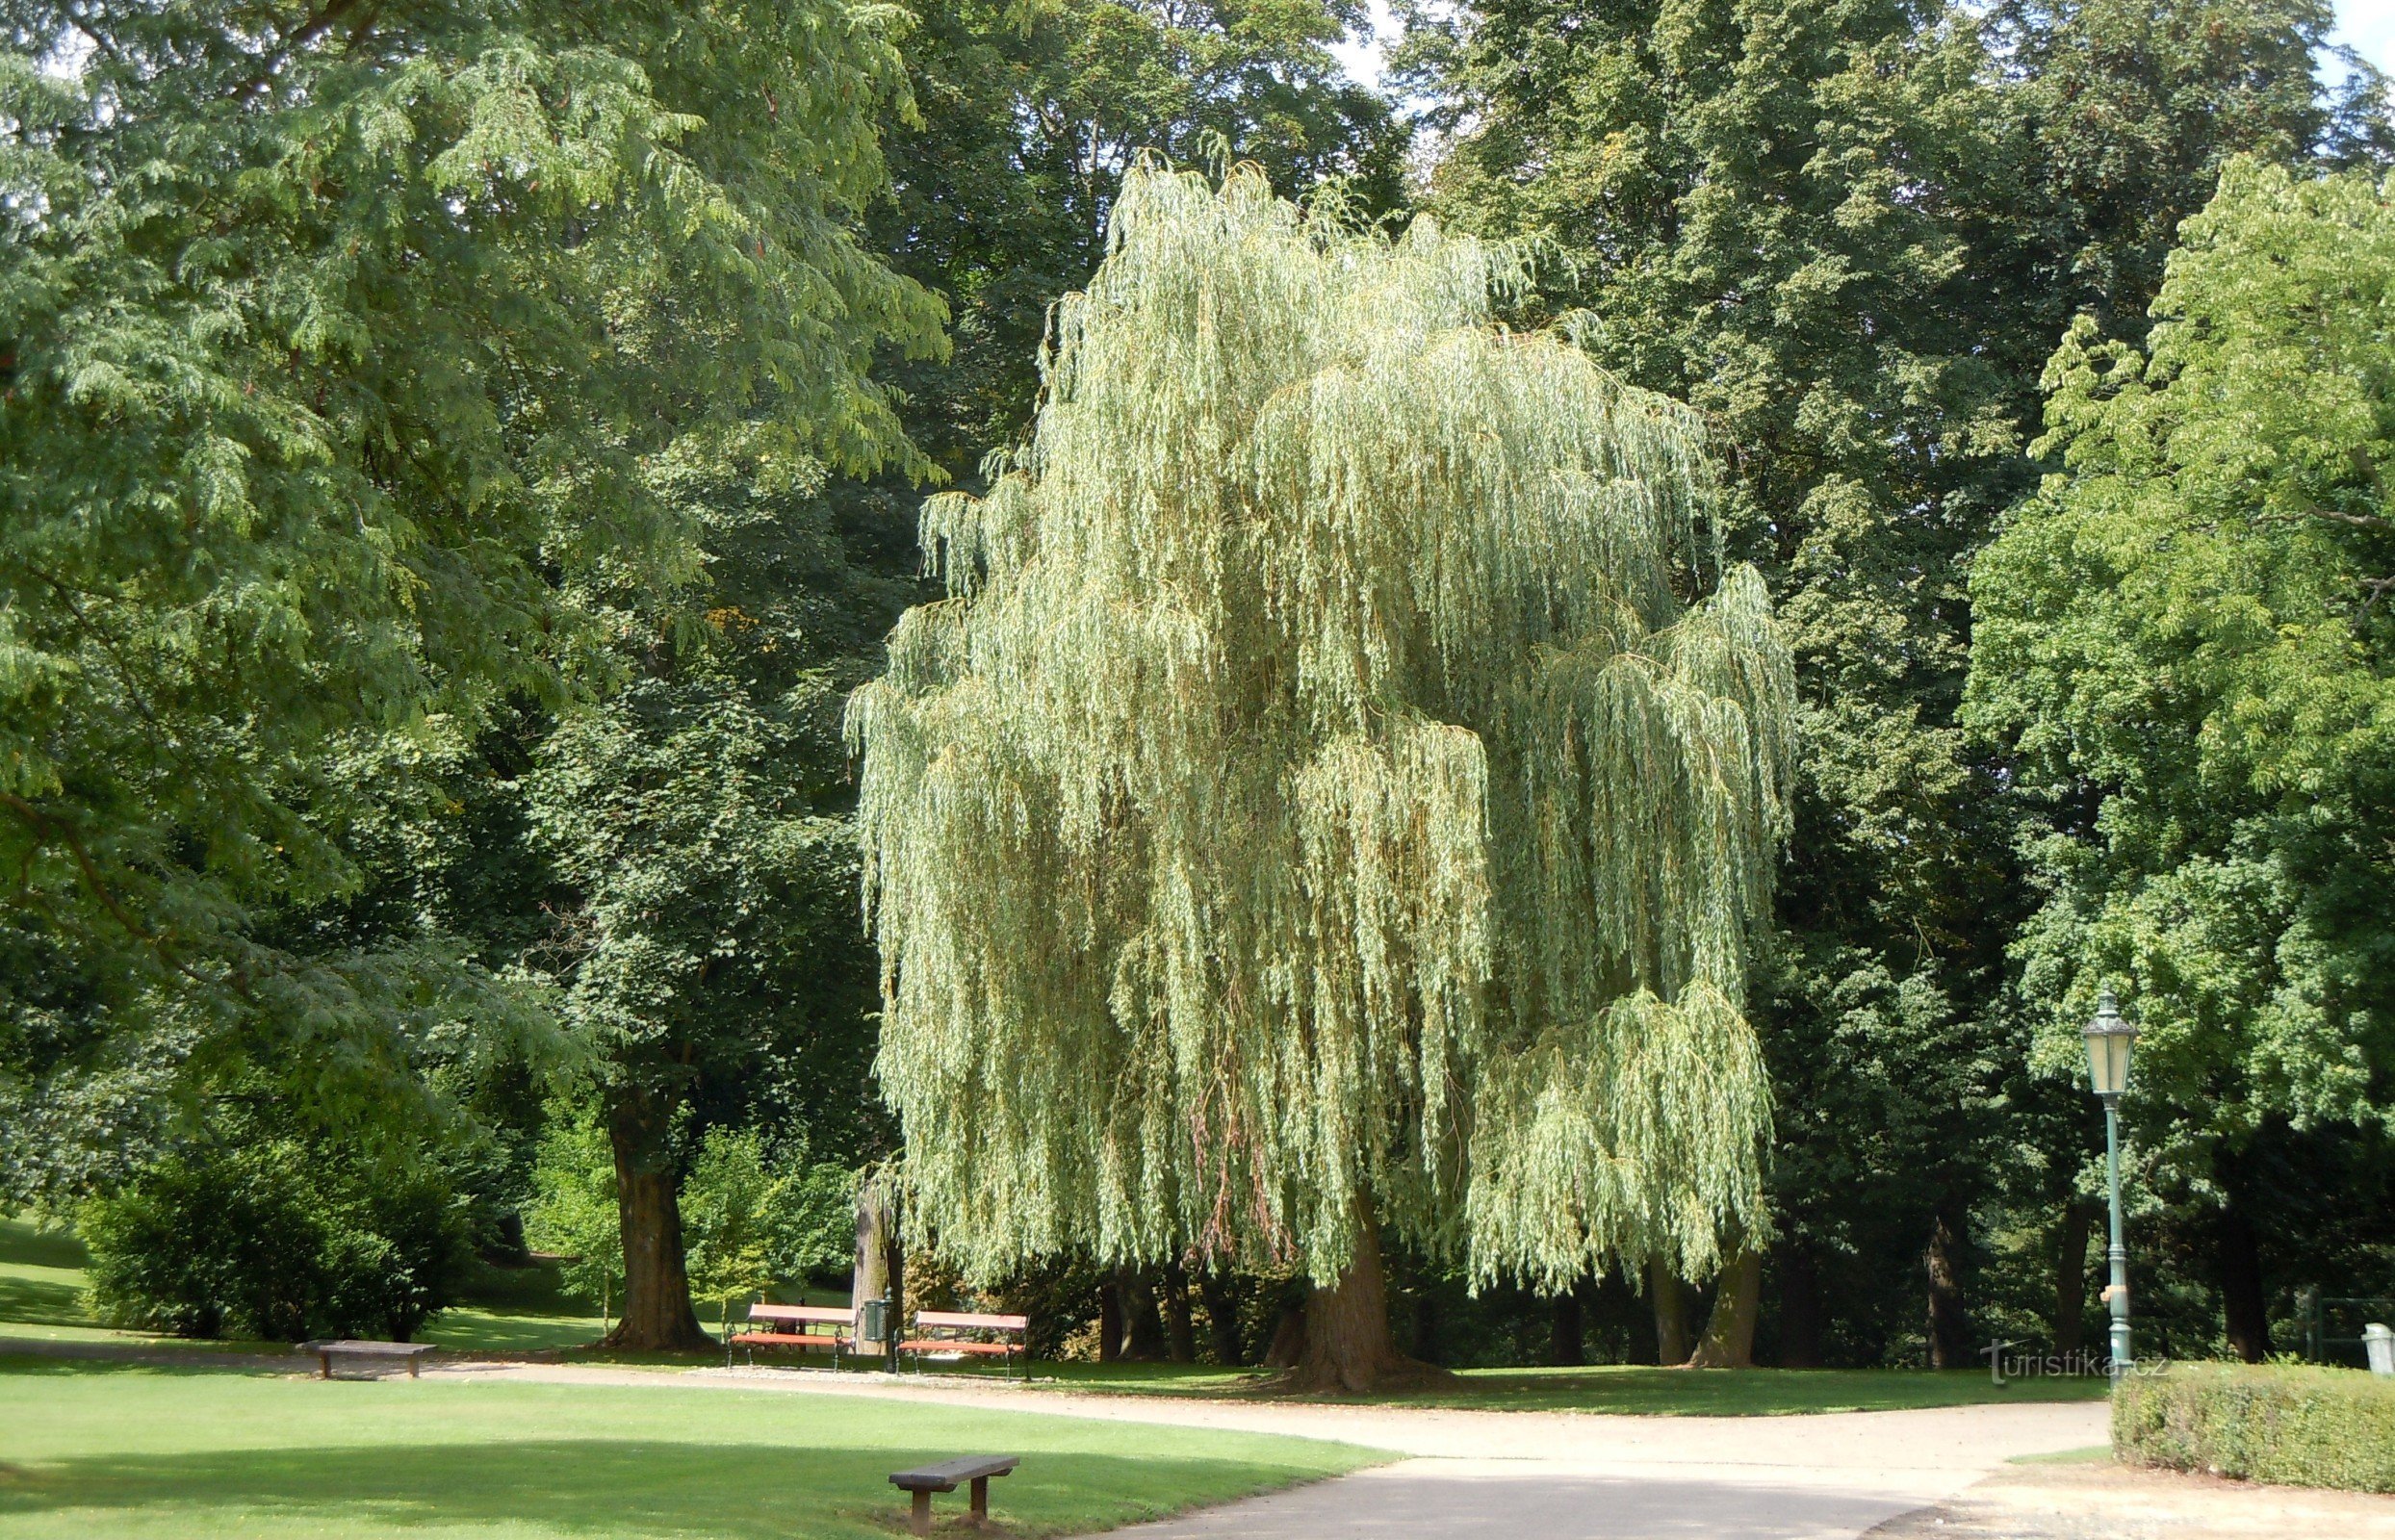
[849,161,1795,1390]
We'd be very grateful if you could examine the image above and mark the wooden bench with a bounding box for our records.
[889,1454,1017,1534]
[727,1302,852,1368]
[896,1309,1030,1378]
[297,1340,437,1379]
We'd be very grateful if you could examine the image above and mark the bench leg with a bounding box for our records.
[971,1475,990,1523]
[318,1351,331,1380]
[910,1489,932,1536]
[407,1357,420,1379]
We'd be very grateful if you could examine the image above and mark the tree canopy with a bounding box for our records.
[1967,157,2395,1188]
[850,164,1794,1348]
[0,0,942,1150]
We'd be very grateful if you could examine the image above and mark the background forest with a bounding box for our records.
[3,0,2391,1372]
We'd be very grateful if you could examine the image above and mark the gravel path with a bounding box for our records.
[456,1362,2108,1539]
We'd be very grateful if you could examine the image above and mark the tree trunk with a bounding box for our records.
[1776,1241,1821,1368]
[1097,1277,1123,1364]
[604,1096,711,1352]
[1197,1266,1247,1365]
[852,1177,893,1360]
[1926,1203,1971,1370]
[1119,1267,1170,1359]
[2052,1199,2093,1358]
[1263,1296,1306,1369]
[2220,1201,2271,1363]
[1648,1256,1695,1366]
[1687,1246,1762,1368]
[1282,1197,1454,1394]
[1548,1283,1585,1367]
[1161,1261,1198,1363]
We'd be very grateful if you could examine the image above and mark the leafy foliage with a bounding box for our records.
[0,0,941,1143]
[82,1122,471,1342]
[525,1105,623,1323]
[1967,159,2395,1176]
[852,162,1794,1290]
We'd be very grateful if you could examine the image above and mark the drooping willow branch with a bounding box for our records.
[850,161,1794,1291]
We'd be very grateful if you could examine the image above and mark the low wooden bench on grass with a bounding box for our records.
[889,1454,1017,1534]
[727,1303,852,1368]
[297,1340,437,1380]
[896,1310,1030,1378]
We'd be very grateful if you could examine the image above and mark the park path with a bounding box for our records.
[451,1361,2107,1539]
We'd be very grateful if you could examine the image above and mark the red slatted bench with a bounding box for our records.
[896,1309,1030,1378]
[727,1302,852,1368]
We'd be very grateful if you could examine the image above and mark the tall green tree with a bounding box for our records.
[1404,0,2041,1366]
[0,1,940,1185]
[522,454,917,1348]
[1401,0,2387,1364]
[851,162,1794,1391]
[1966,159,2395,1361]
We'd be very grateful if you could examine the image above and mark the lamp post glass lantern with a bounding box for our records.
[2084,988,2138,1382]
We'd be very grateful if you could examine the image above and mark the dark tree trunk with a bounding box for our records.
[1161,1261,1197,1363]
[1263,1299,1306,1368]
[1926,1203,1971,1370]
[1688,1246,1762,1368]
[1197,1266,1247,1365]
[1776,1242,1822,1368]
[2220,1201,2271,1363]
[1548,1284,1584,1367]
[852,1177,894,1361]
[1119,1267,1170,1359]
[2052,1199,2093,1358]
[1282,1197,1454,1394]
[1097,1276,1123,1364]
[605,1096,711,1352]
[1648,1256,1695,1366]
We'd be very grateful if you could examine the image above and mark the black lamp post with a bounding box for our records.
[2083,987,2138,1383]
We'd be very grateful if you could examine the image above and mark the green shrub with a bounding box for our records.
[2114,1361,2395,1493]
[82,1138,471,1343]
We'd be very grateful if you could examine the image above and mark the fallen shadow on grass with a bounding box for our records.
[0,1439,1339,1538]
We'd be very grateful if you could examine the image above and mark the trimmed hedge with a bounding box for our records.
[2115,1361,2395,1493]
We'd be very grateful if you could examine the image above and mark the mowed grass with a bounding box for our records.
[0,1358,1387,1539]
[1008,1359,2109,1415]
[3,1215,2105,1415]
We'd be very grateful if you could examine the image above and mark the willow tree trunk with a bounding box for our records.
[1649,1256,1695,1366]
[1284,1198,1454,1394]
[1197,1267,1248,1364]
[1097,1281,1124,1365]
[852,1179,895,1360]
[1119,1268,1170,1360]
[605,1096,710,1352]
[1687,1246,1762,1367]
[1161,1262,1198,1363]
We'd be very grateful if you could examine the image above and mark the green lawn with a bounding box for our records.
[1001,1359,2111,1415]
[0,1358,1386,1539]
[3,1215,2107,1415]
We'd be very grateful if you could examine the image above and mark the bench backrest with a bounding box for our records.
[913,1310,1028,1334]
[749,1303,852,1328]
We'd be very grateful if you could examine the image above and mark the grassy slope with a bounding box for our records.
[0,1358,1383,1539]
